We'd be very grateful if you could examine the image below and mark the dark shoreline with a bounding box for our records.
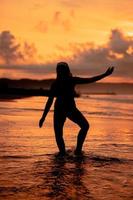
[0,78,133,99]
[0,88,50,100]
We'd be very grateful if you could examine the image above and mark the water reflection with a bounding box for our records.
[34,154,93,200]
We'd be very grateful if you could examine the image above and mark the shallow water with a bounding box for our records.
[0,95,133,200]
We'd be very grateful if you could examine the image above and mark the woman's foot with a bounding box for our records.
[74,149,83,156]
[56,151,66,157]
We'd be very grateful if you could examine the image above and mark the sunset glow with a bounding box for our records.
[0,0,133,82]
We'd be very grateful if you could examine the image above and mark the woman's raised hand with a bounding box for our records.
[39,117,44,128]
[104,67,114,76]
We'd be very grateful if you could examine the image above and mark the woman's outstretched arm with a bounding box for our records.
[73,67,114,84]
[39,96,54,128]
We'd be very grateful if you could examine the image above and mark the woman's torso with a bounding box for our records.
[51,78,77,109]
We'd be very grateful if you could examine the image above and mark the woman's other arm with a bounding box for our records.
[39,81,56,128]
[39,96,54,128]
[73,67,114,84]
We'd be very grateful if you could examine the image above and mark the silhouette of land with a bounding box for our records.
[0,78,53,99]
[0,78,132,99]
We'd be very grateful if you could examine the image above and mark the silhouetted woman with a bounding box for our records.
[39,62,114,155]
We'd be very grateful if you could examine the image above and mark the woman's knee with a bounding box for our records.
[80,120,89,132]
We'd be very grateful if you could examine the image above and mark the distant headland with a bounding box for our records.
[0,78,132,99]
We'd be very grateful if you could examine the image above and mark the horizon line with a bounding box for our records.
[0,77,133,84]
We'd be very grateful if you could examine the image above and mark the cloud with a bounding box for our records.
[0,63,56,79]
[52,10,73,32]
[0,30,38,65]
[108,29,133,54]
[63,29,133,80]
[0,31,23,65]
[23,42,37,61]
[35,9,75,34]
[0,29,133,82]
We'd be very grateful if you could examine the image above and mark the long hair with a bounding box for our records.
[56,62,72,79]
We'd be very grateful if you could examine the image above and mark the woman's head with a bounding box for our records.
[56,62,71,79]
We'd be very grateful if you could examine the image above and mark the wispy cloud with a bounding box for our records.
[0,31,23,65]
[0,30,38,65]
[35,9,75,34]
[52,10,73,32]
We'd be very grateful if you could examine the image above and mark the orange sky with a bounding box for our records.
[0,0,133,82]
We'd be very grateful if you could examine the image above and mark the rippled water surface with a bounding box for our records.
[0,95,133,200]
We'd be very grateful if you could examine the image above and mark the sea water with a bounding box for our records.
[0,95,133,200]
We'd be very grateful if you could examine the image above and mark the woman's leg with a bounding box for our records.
[54,108,66,154]
[67,108,89,154]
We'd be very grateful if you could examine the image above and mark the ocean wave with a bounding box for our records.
[81,94,133,104]
[0,155,32,159]
[82,110,133,120]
